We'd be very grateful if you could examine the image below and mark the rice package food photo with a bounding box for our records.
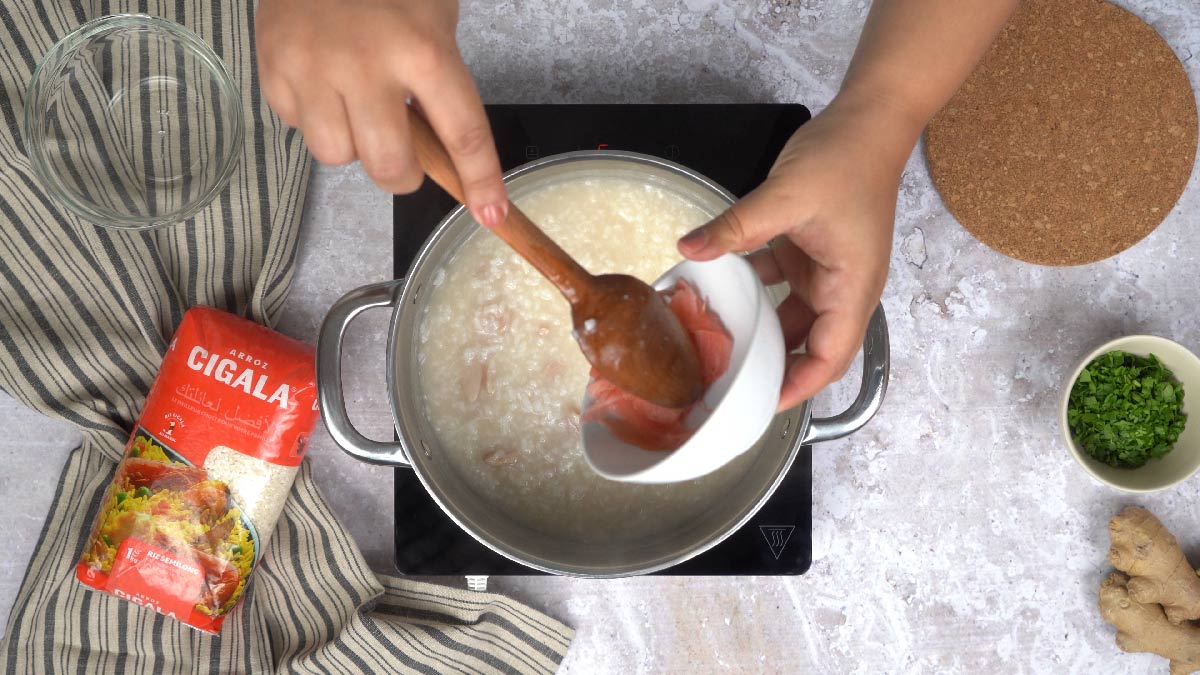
[76,307,319,634]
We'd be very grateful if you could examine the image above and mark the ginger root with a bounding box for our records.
[1100,572,1200,675]
[1100,506,1200,674]
[1109,506,1200,624]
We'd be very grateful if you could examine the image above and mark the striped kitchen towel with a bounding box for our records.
[0,1,572,673]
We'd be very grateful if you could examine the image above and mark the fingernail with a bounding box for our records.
[678,228,709,255]
[474,203,507,229]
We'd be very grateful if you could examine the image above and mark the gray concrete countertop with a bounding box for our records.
[4,1,1200,672]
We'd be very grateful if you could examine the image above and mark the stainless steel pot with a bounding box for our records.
[317,150,889,577]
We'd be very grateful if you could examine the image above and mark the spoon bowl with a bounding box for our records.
[571,273,704,409]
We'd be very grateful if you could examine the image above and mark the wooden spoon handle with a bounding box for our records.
[407,109,591,302]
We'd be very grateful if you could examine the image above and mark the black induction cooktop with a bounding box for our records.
[393,104,813,576]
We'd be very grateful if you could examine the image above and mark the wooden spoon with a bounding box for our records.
[407,109,705,409]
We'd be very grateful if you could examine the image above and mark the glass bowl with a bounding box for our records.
[23,14,244,230]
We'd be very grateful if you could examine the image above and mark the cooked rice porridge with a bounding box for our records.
[417,176,760,541]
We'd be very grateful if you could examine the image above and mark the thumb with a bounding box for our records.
[677,182,793,260]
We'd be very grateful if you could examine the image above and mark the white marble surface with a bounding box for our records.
[5,0,1200,671]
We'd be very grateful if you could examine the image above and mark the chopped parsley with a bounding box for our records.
[1067,351,1186,469]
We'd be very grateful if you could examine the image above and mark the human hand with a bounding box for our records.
[677,93,919,411]
[255,0,507,228]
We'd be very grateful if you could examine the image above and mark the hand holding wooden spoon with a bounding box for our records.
[407,108,705,409]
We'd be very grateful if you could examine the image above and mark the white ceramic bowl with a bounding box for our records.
[1060,335,1200,492]
[582,254,785,483]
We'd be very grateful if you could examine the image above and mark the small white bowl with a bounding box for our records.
[582,254,785,484]
[1060,335,1200,493]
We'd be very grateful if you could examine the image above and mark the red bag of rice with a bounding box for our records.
[76,307,319,634]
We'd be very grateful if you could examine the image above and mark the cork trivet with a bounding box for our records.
[925,0,1198,266]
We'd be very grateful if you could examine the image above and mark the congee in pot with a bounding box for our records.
[417,176,760,540]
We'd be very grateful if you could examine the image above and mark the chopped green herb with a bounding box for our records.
[130,448,140,457]
[231,545,242,554]
[135,486,153,499]
[116,492,127,504]
[1067,350,1187,469]
[101,534,112,547]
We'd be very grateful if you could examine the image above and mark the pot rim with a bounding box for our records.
[386,149,812,577]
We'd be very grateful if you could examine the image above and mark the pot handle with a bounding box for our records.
[317,279,412,467]
[799,304,890,445]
